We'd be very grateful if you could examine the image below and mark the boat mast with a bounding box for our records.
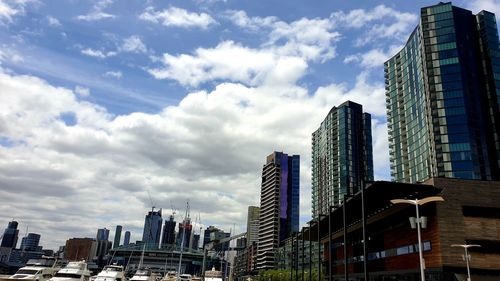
[176,201,189,279]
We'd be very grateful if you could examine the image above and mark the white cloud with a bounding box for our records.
[0,0,33,24]
[344,45,402,69]
[224,10,277,31]
[81,48,117,59]
[104,71,122,79]
[465,0,500,17]
[139,6,216,29]
[147,40,307,87]
[120,35,147,54]
[331,5,417,46]
[76,0,115,21]
[0,63,389,248]
[74,85,90,97]
[47,15,61,27]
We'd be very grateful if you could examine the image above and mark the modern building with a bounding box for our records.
[1,221,19,249]
[256,151,300,270]
[123,231,131,246]
[65,238,97,261]
[385,2,500,183]
[20,233,41,252]
[299,178,500,281]
[176,218,192,249]
[161,215,176,247]
[246,206,260,247]
[312,101,374,218]
[142,208,163,247]
[113,225,122,249]
[96,228,109,241]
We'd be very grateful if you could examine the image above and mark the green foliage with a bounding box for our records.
[256,269,319,281]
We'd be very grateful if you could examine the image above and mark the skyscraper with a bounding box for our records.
[176,218,192,249]
[123,231,131,246]
[256,152,300,270]
[161,215,176,247]
[142,208,163,247]
[246,206,260,247]
[1,221,19,248]
[113,225,122,249]
[20,233,41,251]
[312,101,374,217]
[385,2,500,183]
[96,228,109,241]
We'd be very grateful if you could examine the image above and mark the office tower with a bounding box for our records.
[256,152,300,270]
[246,206,260,247]
[20,233,41,251]
[142,208,163,246]
[161,215,176,247]
[96,228,109,241]
[113,225,122,249]
[191,233,200,250]
[176,218,192,248]
[65,238,97,261]
[385,2,500,183]
[1,221,19,248]
[312,101,374,217]
[203,226,230,251]
[123,231,131,246]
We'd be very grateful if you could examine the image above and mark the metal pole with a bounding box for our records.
[343,199,348,281]
[296,233,299,281]
[309,223,312,281]
[290,234,294,281]
[328,207,332,281]
[302,229,305,281]
[361,184,368,281]
[415,202,425,281]
[318,217,321,281]
[465,247,471,281]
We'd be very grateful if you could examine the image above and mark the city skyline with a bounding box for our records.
[0,0,499,250]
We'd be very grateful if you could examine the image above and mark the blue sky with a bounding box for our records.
[0,0,498,249]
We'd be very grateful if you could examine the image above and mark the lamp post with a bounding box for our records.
[451,244,481,281]
[318,214,327,281]
[390,196,444,281]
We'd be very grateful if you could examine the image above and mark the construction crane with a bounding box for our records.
[201,232,247,280]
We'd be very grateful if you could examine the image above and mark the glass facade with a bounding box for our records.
[142,209,163,247]
[312,101,374,217]
[385,2,500,182]
[257,152,300,270]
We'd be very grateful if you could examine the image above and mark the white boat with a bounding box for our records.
[93,265,125,281]
[204,267,222,281]
[129,269,159,281]
[177,274,191,281]
[50,261,91,281]
[160,271,176,281]
[8,259,61,281]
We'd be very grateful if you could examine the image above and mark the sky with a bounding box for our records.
[0,0,499,250]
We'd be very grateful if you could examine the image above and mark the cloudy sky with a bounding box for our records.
[0,0,499,250]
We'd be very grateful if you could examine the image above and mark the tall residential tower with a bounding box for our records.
[385,2,500,183]
[312,101,373,217]
[256,152,299,270]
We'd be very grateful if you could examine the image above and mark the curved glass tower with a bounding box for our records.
[385,2,500,182]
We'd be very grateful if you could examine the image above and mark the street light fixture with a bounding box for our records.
[451,244,481,281]
[390,196,444,281]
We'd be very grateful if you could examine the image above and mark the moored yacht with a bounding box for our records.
[8,258,61,281]
[50,261,91,281]
[203,267,222,281]
[129,269,158,281]
[93,265,125,281]
[160,272,176,281]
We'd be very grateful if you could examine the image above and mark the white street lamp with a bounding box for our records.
[390,196,444,281]
[451,244,481,281]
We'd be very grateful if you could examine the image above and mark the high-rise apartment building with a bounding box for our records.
[142,208,163,247]
[96,228,109,241]
[312,101,374,217]
[256,152,300,270]
[113,225,122,249]
[176,218,192,249]
[385,2,500,183]
[246,206,260,247]
[20,233,41,251]
[1,221,19,249]
[161,215,176,247]
[123,231,131,246]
